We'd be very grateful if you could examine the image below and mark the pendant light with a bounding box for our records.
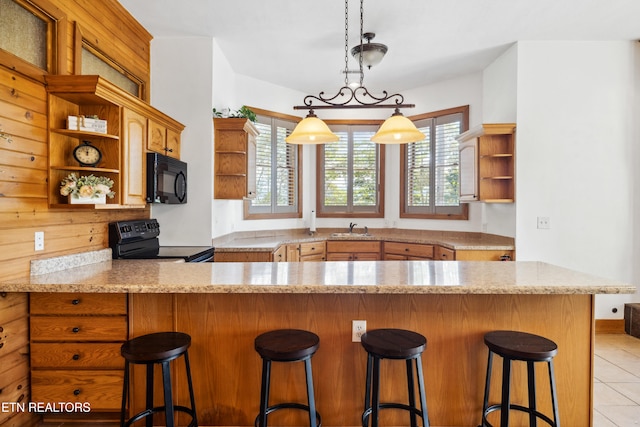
[285,110,339,144]
[350,32,387,70]
[372,108,425,144]
[289,0,424,145]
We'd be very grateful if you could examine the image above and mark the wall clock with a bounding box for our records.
[73,141,102,167]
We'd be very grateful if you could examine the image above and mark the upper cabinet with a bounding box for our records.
[45,75,184,209]
[457,123,515,203]
[213,118,259,199]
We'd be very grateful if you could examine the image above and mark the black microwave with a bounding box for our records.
[146,153,187,204]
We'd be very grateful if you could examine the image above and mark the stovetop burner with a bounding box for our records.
[108,219,214,262]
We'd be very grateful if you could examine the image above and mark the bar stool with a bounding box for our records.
[361,328,429,427]
[254,329,321,427]
[120,332,197,427]
[479,330,559,427]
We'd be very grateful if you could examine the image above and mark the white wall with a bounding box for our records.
[481,44,518,238]
[514,41,637,318]
[148,37,214,246]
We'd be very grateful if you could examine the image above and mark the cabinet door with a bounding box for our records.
[147,119,166,154]
[459,139,478,201]
[436,246,456,260]
[272,245,286,262]
[122,108,147,205]
[166,127,181,159]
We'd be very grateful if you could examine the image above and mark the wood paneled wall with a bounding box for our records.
[0,2,151,425]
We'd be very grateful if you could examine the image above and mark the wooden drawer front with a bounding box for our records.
[31,343,124,369]
[384,242,434,259]
[327,241,381,253]
[436,246,456,260]
[299,242,325,257]
[326,253,353,261]
[30,293,127,315]
[300,254,326,262]
[31,370,123,411]
[31,316,128,342]
[353,252,380,261]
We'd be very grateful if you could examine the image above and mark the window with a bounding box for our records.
[401,106,469,219]
[245,110,301,219]
[0,0,65,79]
[317,124,384,217]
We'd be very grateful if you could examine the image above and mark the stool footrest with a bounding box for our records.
[254,402,322,427]
[362,402,426,425]
[125,405,197,427]
[482,403,557,427]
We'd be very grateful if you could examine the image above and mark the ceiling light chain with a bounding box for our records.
[344,0,349,87]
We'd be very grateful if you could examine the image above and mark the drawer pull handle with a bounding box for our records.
[72,299,80,305]
[72,327,80,333]
[73,389,81,396]
[72,354,80,360]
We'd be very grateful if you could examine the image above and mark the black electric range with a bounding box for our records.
[108,219,214,263]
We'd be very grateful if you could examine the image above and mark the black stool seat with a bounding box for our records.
[361,329,430,427]
[120,332,197,427]
[254,329,321,427]
[480,330,559,427]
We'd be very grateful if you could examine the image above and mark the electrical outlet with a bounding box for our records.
[352,320,366,342]
[537,216,550,229]
[35,231,44,251]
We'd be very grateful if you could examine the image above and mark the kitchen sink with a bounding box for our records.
[330,232,372,238]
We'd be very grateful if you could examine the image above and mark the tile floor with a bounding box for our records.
[595,333,640,426]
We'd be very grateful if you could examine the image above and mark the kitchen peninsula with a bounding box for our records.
[2,259,633,427]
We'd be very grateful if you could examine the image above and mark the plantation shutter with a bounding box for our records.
[319,124,381,215]
[403,111,465,216]
[249,115,298,215]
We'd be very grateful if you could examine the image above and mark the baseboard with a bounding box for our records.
[595,319,625,334]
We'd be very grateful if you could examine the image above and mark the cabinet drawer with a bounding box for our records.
[436,246,456,260]
[30,293,127,315]
[31,370,123,411]
[384,242,434,259]
[31,316,127,342]
[31,343,124,369]
[299,242,325,257]
[326,241,381,253]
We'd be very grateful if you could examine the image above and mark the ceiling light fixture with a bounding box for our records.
[286,0,424,145]
[351,32,387,69]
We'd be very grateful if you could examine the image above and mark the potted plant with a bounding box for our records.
[212,105,257,122]
[60,173,115,204]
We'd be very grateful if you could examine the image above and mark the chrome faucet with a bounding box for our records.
[349,222,357,233]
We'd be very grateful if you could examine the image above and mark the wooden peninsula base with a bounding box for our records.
[130,292,593,427]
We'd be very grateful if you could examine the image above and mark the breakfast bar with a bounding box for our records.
[3,260,634,426]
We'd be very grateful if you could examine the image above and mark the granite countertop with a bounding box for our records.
[3,259,633,295]
[213,228,516,252]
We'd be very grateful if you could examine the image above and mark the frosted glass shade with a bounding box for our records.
[351,43,387,69]
[371,113,425,144]
[286,116,339,144]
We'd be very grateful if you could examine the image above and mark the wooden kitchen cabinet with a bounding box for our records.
[272,245,286,262]
[457,123,515,203]
[148,119,181,159]
[45,75,184,209]
[435,246,456,260]
[214,118,259,199]
[29,293,128,420]
[383,241,434,260]
[214,251,272,262]
[326,241,381,261]
[299,241,326,261]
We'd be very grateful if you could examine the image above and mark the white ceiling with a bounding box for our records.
[119,0,640,96]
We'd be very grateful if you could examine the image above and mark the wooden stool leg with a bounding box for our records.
[162,360,175,427]
[500,356,512,427]
[304,358,318,427]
